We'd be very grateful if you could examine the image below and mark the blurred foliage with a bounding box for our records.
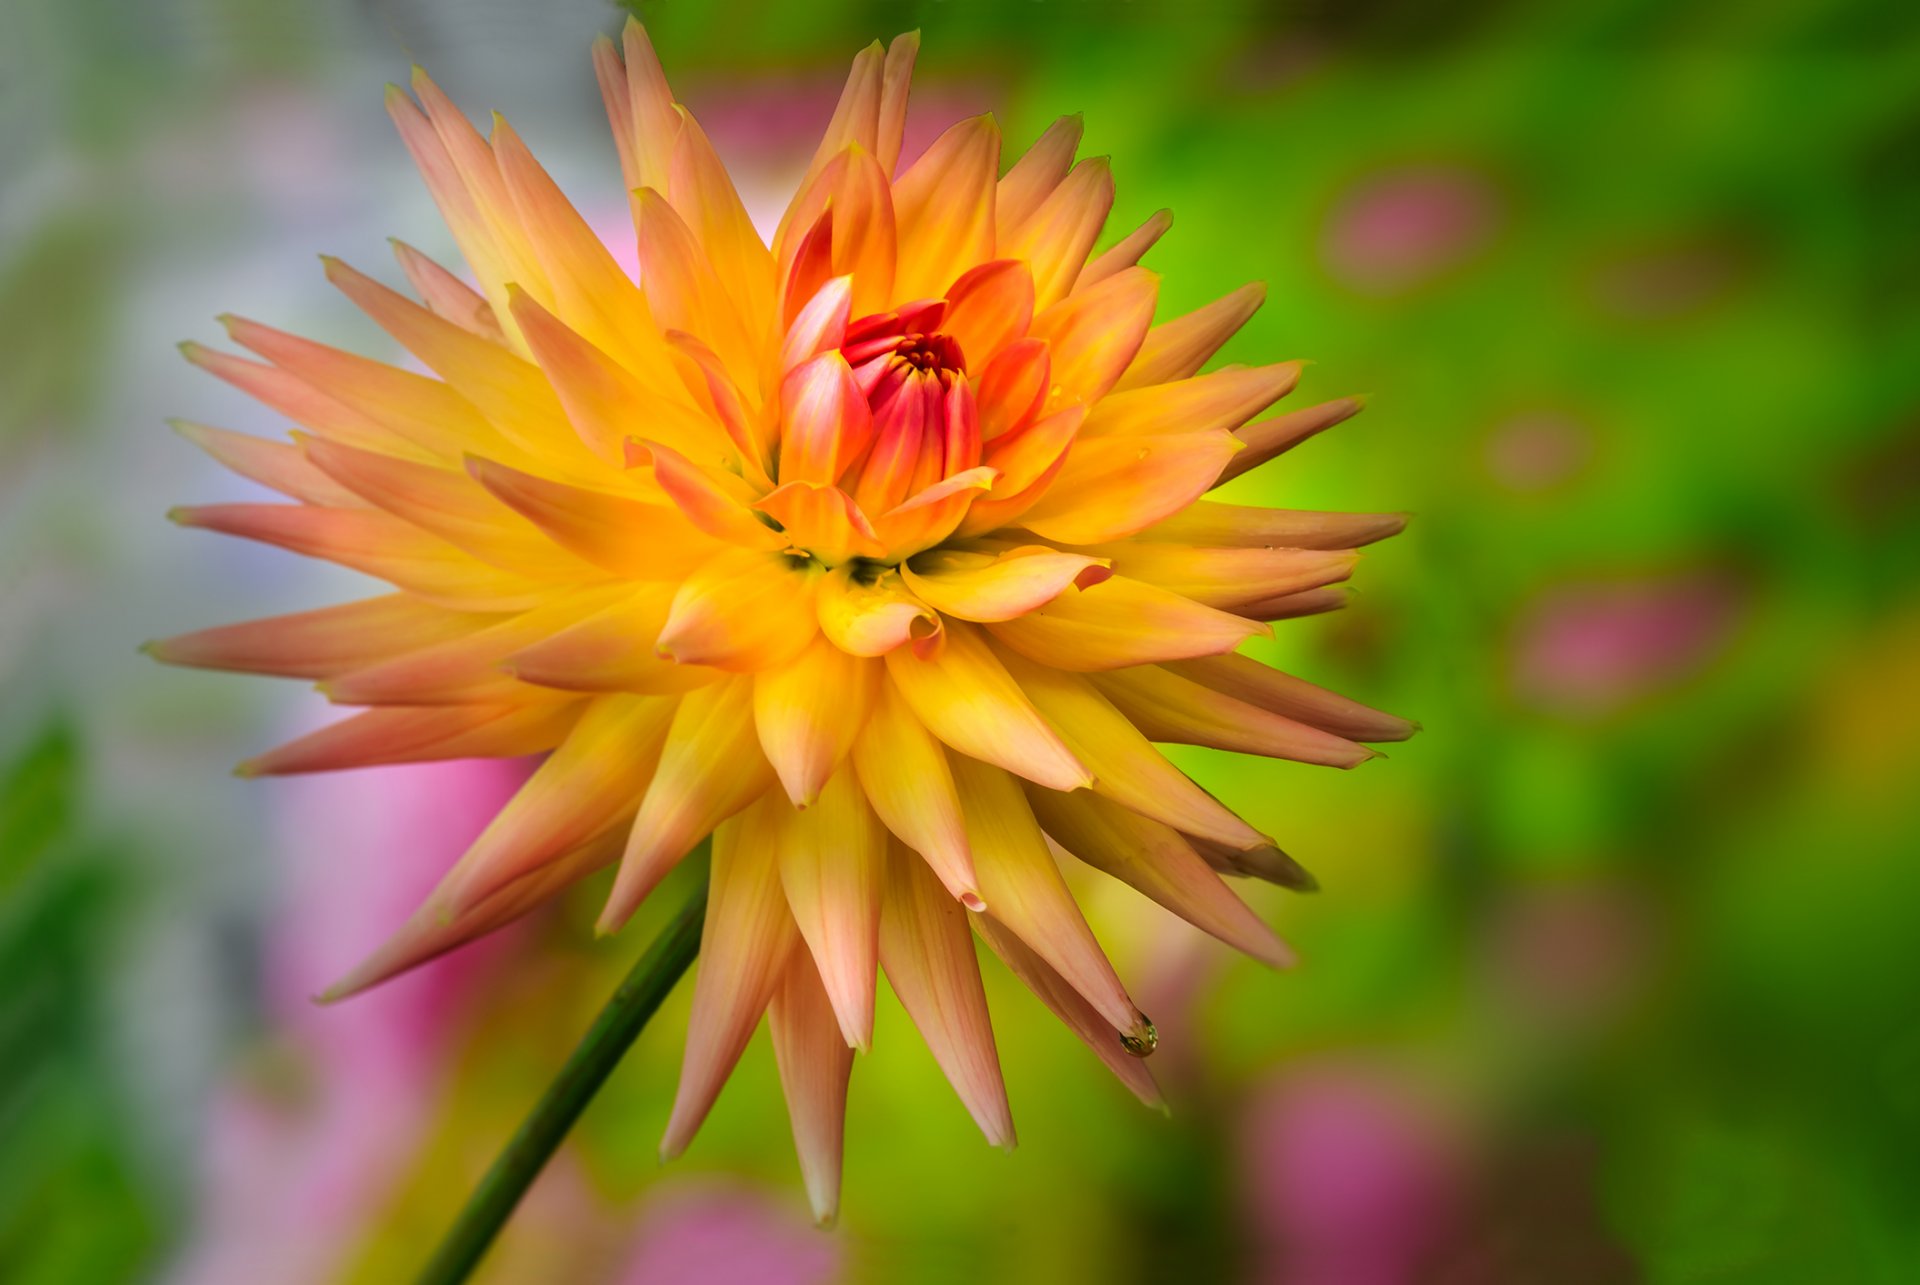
[4,0,1919,1281]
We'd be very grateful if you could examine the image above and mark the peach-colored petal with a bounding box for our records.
[784,41,883,243]
[1188,834,1321,892]
[779,275,855,377]
[169,419,365,508]
[508,584,721,696]
[878,841,1012,1146]
[1216,395,1366,486]
[975,337,1050,443]
[1091,543,1359,613]
[179,340,420,461]
[870,465,998,562]
[389,238,504,341]
[627,438,790,552]
[948,755,1148,1044]
[768,950,855,1226]
[1079,208,1172,287]
[465,453,711,579]
[996,114,1082,241]
[884,622,1091,792]
[169,503,545,612]
[667,106,776,343]
[827,146,898,318]
[900,546,1109,623]
[1029,266,1157,404]
[1115,282,1267,392]
[1164,653,1419,743]
[996,647,1268,850]
[876,32,920,173]
[779,351,876,486]
[850,684,981,908]
[1089,666,1376,768]
[1084,362,1303,439]
[438,693,677,912]
[234,701,580,777]
[815,565,942,659]
[1243,585,1356,621]
[1018,429,1243,545]
[755,481,885,565]
[948,405,1086,540]
[1026,787,1295,967]
[986,574,1265,670]
[1137,500,1408,550]
[616,18,681,194]
[1001,158,1113,311]
[665,329,773,486]
[635,188,758,390]
[940,260,1033,373]
[661,798,800,1158]
[971,914,1162,1107]
[892,115,1001,301]
[145,595,497,680]
[777,767,887,1050]
[657,548,822,672]
[605,677,777,932]
[754,635,880,806]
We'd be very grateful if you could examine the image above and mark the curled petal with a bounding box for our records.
[1089,666,1376,768]
[605,678,777,934]
[657,548,822,672]
[1083,362,1303,439]
[1028,787,1294,968]
[879,843,1011,1146]
[1115,282,1267,392]
[1216,395,1368,486]
[984,574,1265,670]
[883,622,1091,792]
[900,547,1110,623]
[816,566,942,658]
[1018,429,1243,546]
[1163,652,1419,743]
[755,636,881,806]
[661,800,799,1158]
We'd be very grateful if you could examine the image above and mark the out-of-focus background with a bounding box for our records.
[5,0,1918,1281]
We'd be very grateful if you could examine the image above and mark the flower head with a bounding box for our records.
[153,22,1416,1223]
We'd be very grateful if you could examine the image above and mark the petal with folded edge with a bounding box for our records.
[879,841,1012,1146]
[851,684,981,908]
[883,622,1090,792]
[1026,786,1294,967]
[662,801,799,1159]
[1019,429,1243,546]
[900,547,1109,623]
[755,635,880,806]
[604,677,777,933]
[777,767,887,1051]
[871,466,998,562]
[948,755,1148,1045]
[987,575,1265,671]
[816,566,942,659]
[769,950,856,1226]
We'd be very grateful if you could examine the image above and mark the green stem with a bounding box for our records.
[414,861,710,1285]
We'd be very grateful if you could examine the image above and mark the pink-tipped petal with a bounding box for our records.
[768,950,856,1226]
[850,683,981,907]
[777,768,887,1051]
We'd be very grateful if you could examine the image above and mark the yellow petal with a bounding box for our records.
[996,114,1082,241]
[1216,395,1367,486]
[508,584,722,695]
[777,767,887,1050]
[604,678,777,932]
[627,439,790,552]
[850,685,981,908]
[1029,265,1157,404]
[1001,157,1113,311]
[940,260,1034,373]
[816,565,942,658]
[975,337,1050,443]
[1026,786,1294,967]
[878,841,1012,1146]
[1079,208,1172,288]
[667,106,776,343]
[986,574,1264,671]
[1017,429,1243,546]
[882,621,1091,792]
[1115,282,1267,392]
[755,481,885,566]
[870,465,998,562]
[1136,499,1407,550]
[948,755,1148,1044]
[754,635,880,806]
[892,115,1001,301]
[1091,543,1359,612]
[768,950,856,1226]
[658,548,822,672]
[900,546,1109,623]
[661,799,800,1158]
[466,453,714,579]
[876,32,920,172]
[635,188,759,390]
[1083,362,1303,439]
[617,18,682,194]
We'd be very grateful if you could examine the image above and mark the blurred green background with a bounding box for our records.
[4,0,1919,1281]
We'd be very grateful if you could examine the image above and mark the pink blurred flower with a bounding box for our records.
[1484,411,1594,493]
[1511,573,1744,717]
[1323,166,1499,296]
[615,1182,841,1285]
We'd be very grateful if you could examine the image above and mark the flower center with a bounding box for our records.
[838,306,981,517]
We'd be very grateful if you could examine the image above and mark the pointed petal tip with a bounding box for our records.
[231,759,262,779]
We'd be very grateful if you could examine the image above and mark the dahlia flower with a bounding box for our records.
[153,22,1414,1223]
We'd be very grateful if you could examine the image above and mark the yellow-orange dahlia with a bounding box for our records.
[153,22,1414,1221]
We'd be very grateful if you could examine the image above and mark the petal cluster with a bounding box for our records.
[154,21,1415,1223]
